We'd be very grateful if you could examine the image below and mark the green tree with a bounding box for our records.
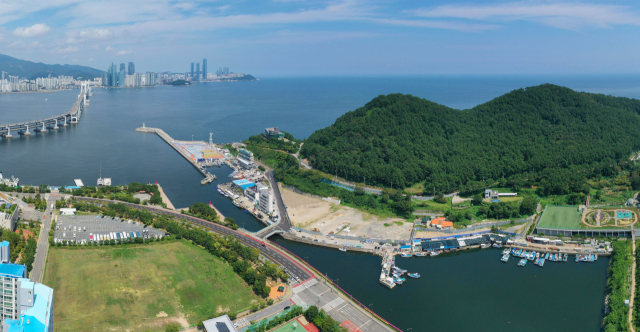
[472,194,483,206]
[164,323,180,332]
[519,197,537,215]
[305,305,319,321]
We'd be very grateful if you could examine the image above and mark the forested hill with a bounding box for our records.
[300,84,640,193]
[0,53,104,80]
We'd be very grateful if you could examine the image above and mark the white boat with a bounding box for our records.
[430,251,441,257]
[414,252,427,257]
[480,243,490,249]
[339,247,347,252]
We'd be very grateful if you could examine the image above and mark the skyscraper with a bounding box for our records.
[118,66,125,87]
[202,59,207,81]
[190,63,194,79]
[102,73,107,86]
[196,63,200,81]
[120,63,125,72]
[107,63,118,87]
[128,62,135,75]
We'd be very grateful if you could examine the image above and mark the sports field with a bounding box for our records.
[44,241,257,332]
[537,205,582,229]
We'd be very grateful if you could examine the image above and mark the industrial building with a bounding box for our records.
[0,241,54,332]
[484,189,518,200]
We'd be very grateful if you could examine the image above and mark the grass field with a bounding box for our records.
[44,241,258,332]
[537,205,582,230]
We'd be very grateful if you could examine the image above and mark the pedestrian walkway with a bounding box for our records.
[629,224,636,332]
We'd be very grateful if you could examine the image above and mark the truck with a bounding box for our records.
[136,231,141,238]
[116,233,121,239]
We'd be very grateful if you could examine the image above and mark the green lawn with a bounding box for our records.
[44,241,258,332]
[537,205,582,230]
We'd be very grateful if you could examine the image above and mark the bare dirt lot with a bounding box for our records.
[281,187,411,240]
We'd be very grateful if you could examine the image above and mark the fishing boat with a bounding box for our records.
[407,273,421,278]
[401,252,413,258]
[575,254,581,262]
[501,254,509,263]
[535,252,540,259]
[539,259,545,267]
[430,251,441,257]
[232,200,242,208]
[392,267,407,274]
[595,254,598,261]
[481,243,490,249]
[414,252,427,257]
[563,254,568,262]
[529,252,536,261]
[217,188,226,195]
[492,243,502,248]
[545,252,549,260]
[518,259,527,267]
[339,247,347,252]
[511,248,517,255]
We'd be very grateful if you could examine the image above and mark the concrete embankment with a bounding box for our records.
[506,244,611,256]
[156,183,175,210]
[281,233,381,255]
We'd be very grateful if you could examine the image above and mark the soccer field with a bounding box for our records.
[537,205,582,229]
[44,241,257,332]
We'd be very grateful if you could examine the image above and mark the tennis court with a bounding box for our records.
[537,205,582,230]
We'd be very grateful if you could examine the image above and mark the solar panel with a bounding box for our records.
[216,322,231,332]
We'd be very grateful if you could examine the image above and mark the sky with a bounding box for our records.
[1,0,640,76]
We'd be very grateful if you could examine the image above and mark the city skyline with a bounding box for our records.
[1,1,640,75]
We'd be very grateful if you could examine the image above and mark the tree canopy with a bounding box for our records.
[301,84,640,193]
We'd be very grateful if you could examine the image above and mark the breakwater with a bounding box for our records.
[135,126,216,184]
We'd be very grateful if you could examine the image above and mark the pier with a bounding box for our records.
[135,125,218,184]
[0,82,92,138]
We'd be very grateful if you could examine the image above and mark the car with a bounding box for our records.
[283,306,291,310]
[314,239,318,242]
[302,236,306,239]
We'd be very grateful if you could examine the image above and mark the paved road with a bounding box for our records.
[30,194,61,283]
[256,170,291,238]
[74,197,312,281]
[290,278,391,332]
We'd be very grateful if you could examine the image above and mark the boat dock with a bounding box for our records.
[136,126,218,184]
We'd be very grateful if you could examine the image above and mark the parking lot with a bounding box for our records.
[54,215,167,244]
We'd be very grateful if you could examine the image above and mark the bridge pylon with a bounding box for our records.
[24,125,31,136]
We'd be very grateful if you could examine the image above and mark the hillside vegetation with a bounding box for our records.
[301,84,640,194]
[0,53,104,80]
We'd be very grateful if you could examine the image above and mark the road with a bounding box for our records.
[630,224,636,332]
[262,170,291,232]
[30,193,61,283]
[74,197,312,281]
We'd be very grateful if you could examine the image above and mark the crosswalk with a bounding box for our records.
[290,294,307,307]
[235,317,250,327]
[321,297,345,312]
[293,278,318,293]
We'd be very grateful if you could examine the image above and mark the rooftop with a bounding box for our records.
[0,263,26,279]
[202,314,238,332]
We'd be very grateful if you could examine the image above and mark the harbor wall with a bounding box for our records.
[506,244,611,256]
[281,233,381,255]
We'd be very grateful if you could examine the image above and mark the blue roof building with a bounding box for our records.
[232,179,256,191]
[0,242,53,332]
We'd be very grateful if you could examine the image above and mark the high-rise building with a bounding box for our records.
[102,73,107,86]
[107,63,118,87]
[0,241,54,332]
[128,62,135,75]
[190,63,194,79]
[202,59,207,81]
[195,63,200,81]
[119,63,125,72]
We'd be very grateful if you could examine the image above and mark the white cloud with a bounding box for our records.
[105,45,116,51]
[117,50,132,55]
[13,23,51,37]
[413,2,640,30]
[88,58,94,62]
[8,41,25,48]
[66,28,114,43]
[56,46,80,54]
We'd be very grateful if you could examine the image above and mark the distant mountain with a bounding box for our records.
[0,54,104,80]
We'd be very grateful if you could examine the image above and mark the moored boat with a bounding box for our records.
[401,252,413,258]
[539,259,545,267]
[430,251,441,257]
[339,247,347,252]
[407,273,420,278]
[492,243,502,248]
[518,259,527,267]
[481,243,490,249]
[501,254,509,263]
[414,252,427,257]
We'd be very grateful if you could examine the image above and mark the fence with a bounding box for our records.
[293,228,407,245]
[281,185,341,204]
[415,218,532,234]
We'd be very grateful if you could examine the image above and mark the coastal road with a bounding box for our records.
[264,170,291,232]
[74,197,312,281]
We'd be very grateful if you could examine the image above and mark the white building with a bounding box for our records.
[202,314,238,332]
[258,186,274,215]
